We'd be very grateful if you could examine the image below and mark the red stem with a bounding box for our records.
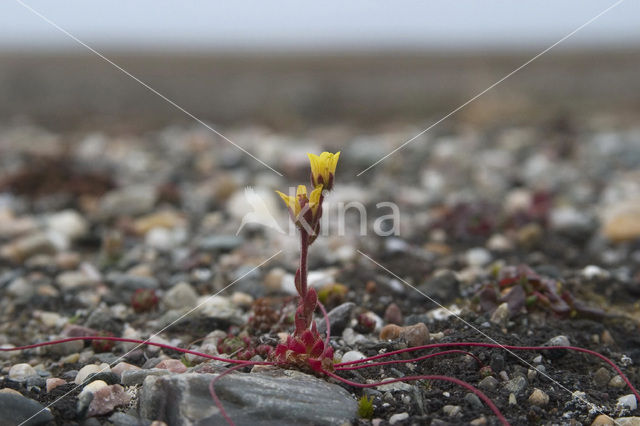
[335,349,482,371]
[323,369,509,426]
[335,342,640,404]
[209,363,250,426]
[299,230,309,298]
[317,301,331,349]
[0,336,275,366]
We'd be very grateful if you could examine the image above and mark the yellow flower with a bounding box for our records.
[308,151,340,191]
[276,184,323,227]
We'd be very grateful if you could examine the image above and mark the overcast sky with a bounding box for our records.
[1,1,639,51]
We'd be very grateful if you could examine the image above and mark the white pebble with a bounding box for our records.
[75,363,110,385]
[389,412,409,425]
[341,351,366,363]
[8,363,37,382]
[617,394,637,411]
[81,380,108,395]
[581,265,610,280]
[465,248,492,267]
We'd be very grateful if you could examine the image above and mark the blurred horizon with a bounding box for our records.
[2,0,640,52]
[1,1,639,133]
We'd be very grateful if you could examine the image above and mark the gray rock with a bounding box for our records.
[108,412,153,426]
[478,376,499,392]
[316,302,355,336]
[464,393,483,410]
[163,282,199,310]
[504,376,528,395]
[121,369,170,386]
[0,393,54,425]
[139,371,357,426]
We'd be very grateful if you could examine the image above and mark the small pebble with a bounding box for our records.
[593,367,610,387]
[504,376,527,394]
[46,378,67,392]
[490,302,510,327]
[389,412,409,425]
[442,405,462,417]
[478,376,499,392]
[111,362,141,378]
[609,375,626,388]
[163,282,198,310]
[528,388,549,406]
[341,351,366,363]
[155,359,188,373]
[81,380,108,395]
[465,248,492,267]
[8,363,38,382]
[617,394,637,411]
[590,414,614,426]
[383,303,403,325]
[75,364,110,385]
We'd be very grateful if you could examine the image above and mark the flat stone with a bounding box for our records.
[139,371,357,426]
[0,392,54,425]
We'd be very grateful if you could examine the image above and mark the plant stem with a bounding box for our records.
[299,230,309,298]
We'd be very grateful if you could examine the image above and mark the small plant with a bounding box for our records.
[357,395,375,419]
[476,264,606,319]
[271,151,340,373]
[317,282,348,308]
[90,331,115,353]
[131,288,158,313]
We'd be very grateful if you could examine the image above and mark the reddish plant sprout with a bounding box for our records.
[432,201,497,241]
[477,264,606,319]
[355,312,376,334]
[217,335,253,358]
[247,298,280,334]
[503,190,553,230]
[90,331,115,352]
[131,288,158,313]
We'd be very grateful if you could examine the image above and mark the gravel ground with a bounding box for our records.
[0,117,639,425]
